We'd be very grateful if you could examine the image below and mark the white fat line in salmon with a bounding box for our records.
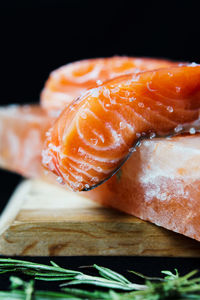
[76,146,122,163]
[76,113,127,150]
[65,155,114,174]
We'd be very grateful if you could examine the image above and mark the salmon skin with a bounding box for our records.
[42,64,200,192]
[41,56,179,114]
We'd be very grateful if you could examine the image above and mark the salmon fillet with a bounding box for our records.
[42,65,200,191]
[41,56,178,114]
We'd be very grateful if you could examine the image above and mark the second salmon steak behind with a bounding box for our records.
[41,56,178,114]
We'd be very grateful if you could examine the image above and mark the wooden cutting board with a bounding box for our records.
[0,179,200,256]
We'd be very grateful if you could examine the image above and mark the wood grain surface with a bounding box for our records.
[0,179,200,256]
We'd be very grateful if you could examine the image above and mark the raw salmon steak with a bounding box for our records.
[42,64,200,191]
[0,105,53,178]
[41,56,178,114]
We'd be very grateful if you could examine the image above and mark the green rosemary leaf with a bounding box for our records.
[50,261,61,268]
[35,276,76,281]
[0,290,25,299]
[24,279,34,300]
[34,290,82,299]
[93,264,131,284]
[61,278,132,290]
[0,290,82,300]
[0,259,82,277]
[179,270,199,282]
[183,277,200,286]
[180,294,200,299]
[162,269,179,279]
[28,272,75,278]
[62,287,111,299]
[61,275,146,291]
[129,270,165,282]
[10,276,24,289]
[0,258,36,264]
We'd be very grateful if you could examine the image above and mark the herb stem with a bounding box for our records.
[0,258,200,299]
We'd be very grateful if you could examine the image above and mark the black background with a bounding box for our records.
[1,0,200,105]
[0,0,200,288]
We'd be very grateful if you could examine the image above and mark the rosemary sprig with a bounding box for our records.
[0,258,200,299]
[0,259,146,291]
